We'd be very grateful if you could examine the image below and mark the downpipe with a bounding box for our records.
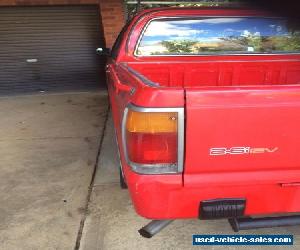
[229,215,300,232]
[138,220,174,238]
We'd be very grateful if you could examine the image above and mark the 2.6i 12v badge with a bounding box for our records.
[210,147,279,156]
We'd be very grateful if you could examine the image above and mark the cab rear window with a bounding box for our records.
[136,17,300,56]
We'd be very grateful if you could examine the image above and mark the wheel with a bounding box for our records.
[120,167,128,189]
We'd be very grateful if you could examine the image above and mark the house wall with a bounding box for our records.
[0,0,125,47]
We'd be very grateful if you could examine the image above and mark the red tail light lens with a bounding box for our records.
[127,132,178,164]
[123,106,184,174]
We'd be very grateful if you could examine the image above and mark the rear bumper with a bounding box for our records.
[125,167,300,219]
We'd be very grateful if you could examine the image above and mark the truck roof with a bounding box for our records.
[133,6,274,19]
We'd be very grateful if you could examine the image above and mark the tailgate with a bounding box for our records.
[184,86,300,186]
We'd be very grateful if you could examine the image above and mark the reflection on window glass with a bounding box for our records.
[136,17,300,55]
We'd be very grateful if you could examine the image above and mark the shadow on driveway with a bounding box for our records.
[80,114,300,250]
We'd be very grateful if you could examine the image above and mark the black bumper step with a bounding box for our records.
[229,215,300,232]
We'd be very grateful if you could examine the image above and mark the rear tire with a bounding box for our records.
[120,167,128,189]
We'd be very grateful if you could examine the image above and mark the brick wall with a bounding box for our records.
[0,0,125,47]
[99,0,126,47]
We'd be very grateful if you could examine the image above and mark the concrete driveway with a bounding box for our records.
[80,115,300,250]
[0,91,108,250]
[1,91,300,250]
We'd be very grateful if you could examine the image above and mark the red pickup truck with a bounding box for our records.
[100,7,300,237]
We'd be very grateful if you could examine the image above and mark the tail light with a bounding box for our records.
[122,104,184,174]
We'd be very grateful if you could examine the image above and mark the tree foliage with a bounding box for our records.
[160,40,198,53]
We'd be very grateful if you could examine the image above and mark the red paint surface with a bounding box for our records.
[107,7,300,219]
